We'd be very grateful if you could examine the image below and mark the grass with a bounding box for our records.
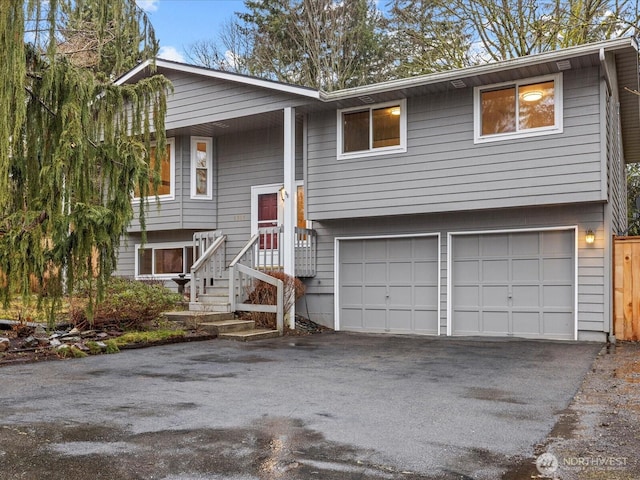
[112,328,186,347]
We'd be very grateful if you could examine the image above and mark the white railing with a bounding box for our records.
[294,227,316,277]
[190,234,226,303]
[229,234,284,334]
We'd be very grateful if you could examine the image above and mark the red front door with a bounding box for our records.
[258,193,278,249]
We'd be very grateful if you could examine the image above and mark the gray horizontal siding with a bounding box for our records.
[216,126,303,264]
[163,71,312,131]
[307,66,604,220]
[304,203,608,338]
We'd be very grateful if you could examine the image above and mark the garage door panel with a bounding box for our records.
[364,240,387,259]
[414,285,438,306]
[482,260,509,282]
[341,308,363,330]
[363,308,387,329]
[512,233,540,255]
[341,241,364,258]
[512,285,540,307]
[452,230,574,339]
[482,286,510,307]
[389,262,412,282]
[414,260,438,282]
[543,258,573,281]
[512,259,540,281]
[543,285,573,307]
[387,309,413,330]
[341,263,363,283]
[455,285,479,306]
[364,286,387,304]
[341,286,362,305]
[388,239,413,259]
[389,285,412,305]
[481,234,509,256]
[454,260,479,281]
[482,311,510,333]
[512,312,541,335]
[365,262,387,280]
[454,310,480,333]
[543,312,573,336]
[415,310,439,333]
[456,236,480,256]
[339,237,439,335]
[543,231,573,254]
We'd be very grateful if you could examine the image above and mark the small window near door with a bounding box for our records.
[191,137,213,199]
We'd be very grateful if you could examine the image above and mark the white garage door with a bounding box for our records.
[451,230,575,340]
[338,236,439,334]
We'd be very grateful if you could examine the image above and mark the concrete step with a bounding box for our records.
[163,311,235,330]
[218,329,280,342]
[198,319,255,335]
[188,301,231,313]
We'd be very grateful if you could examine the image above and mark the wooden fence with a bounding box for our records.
[613,237,640,341]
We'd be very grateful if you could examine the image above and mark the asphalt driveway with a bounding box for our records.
[0,333,601,479]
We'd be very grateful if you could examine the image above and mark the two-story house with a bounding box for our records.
[115,37,640,342]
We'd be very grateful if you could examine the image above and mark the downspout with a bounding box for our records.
[599,47,615,342]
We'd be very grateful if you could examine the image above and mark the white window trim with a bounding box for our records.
[134,241,193,280]
[337,99,407,160]
[190,136,213,200]
[133,137,176,201]
[473,73,563,144]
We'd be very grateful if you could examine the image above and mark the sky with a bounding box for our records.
[137,0,249,63]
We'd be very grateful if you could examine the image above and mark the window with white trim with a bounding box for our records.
[134,138,175,200]
[135,242,196,278]
[190,137,213,199]
[474,74,562,143]
[337,99,407,159]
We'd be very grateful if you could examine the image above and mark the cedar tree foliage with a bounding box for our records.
[0,0,171,321]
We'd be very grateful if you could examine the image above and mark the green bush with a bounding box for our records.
[71,277,182,330]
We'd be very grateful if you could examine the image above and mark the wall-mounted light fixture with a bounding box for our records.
[521,90,543,102]
[279,185,287,201]
[585,229,595,244]
[390,106,401,116]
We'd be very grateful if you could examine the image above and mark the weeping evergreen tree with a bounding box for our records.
[0,0,171,322]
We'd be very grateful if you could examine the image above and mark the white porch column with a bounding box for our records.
[283,107,296,328]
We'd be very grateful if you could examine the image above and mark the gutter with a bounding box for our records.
[320,37,638,102]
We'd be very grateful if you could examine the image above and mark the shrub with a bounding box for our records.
[70,277,182,330]
[245,272,306,330]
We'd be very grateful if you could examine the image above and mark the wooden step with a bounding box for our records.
[188,301,231,313]
[218,329,280,342]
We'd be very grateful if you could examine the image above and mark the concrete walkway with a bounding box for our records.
[0,333,601,479]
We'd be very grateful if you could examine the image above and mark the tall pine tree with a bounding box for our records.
[0,0,171,322]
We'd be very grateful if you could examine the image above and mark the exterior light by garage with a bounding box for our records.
[585,229,595,244]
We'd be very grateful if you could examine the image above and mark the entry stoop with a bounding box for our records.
[164,311,235,330]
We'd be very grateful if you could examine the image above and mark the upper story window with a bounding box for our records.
[474,74,562,143]
[134,137,175,201]
[337,99,407,159]
[190,137,213,200]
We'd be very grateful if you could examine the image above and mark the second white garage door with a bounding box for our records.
[451,229,575,340]
[338,236,439,335]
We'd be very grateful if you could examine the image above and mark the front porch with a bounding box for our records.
[166,227,316,338]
